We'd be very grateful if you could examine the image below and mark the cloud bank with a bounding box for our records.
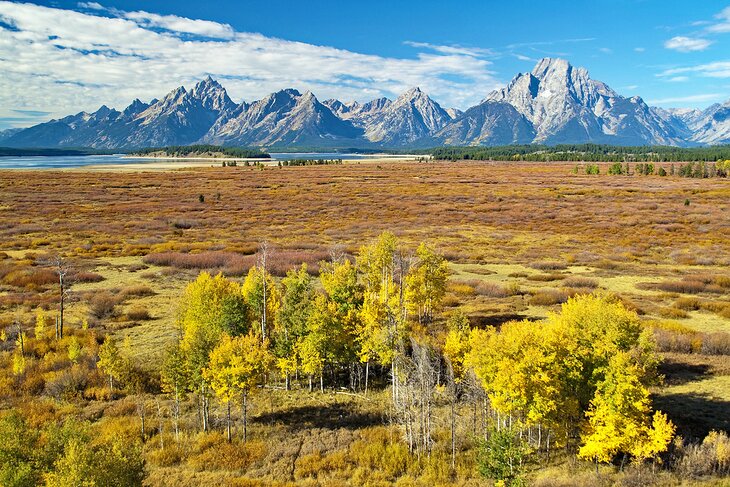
[0,1,501,127]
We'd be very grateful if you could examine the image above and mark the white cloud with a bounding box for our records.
[121,10,235,39]
[666,76,689,82]
[78,2,104,10]
[634,47,645,53]
[513,53,535,62]
[599,47,613,54]
[707,6,730,33]
[0,2,503,126]
[78,2,235,39]
[664,36,713,52]
[404,41,495,58]
[660,61,730,78]
[648,93,725,105]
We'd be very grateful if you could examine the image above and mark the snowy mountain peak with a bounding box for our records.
[364,87,451,145]
[3,70,729,149]
[191,77,234,113]
[398,87,427,102]
[531,57,572,78]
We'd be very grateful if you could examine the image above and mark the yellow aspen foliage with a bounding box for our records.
[578,351,674,464]
[296,294,338,381]
[204,332,273,404]
[358,292,396,366]
[357,232,409,372]
[443,311,470,382]
[703,430,730,469]
[12,350,25,376]
[320,259,361,316]
[296,331,325,380]
[179,272,248,383]
[274,264,315,379]
[97,336,124,393]
[242,266,280,339]
[35,307,53,340]
[358,231,398,299]
[405,242,448,325]
[44,438,96,487]
[631,411,676,463]
[467,321,565,428]
[467,294,664,451]
[67,336,82,364]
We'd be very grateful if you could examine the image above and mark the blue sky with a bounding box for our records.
[1,0,730,129]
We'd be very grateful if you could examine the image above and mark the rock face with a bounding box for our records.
[3,59,729,148]
[479,58,685,146]
[3,77,235,149]
[204,89,363,147]
[688,101,730,145]
[434,102,535,146]
[361,88,451,146]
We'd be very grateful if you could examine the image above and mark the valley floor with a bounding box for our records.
[0,161,728,485]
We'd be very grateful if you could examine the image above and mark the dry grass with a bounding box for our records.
[1,161,729,484]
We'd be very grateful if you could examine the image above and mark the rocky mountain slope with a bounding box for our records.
[3,59,729,149]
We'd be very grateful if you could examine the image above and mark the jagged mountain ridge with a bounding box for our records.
[3,58,730,149]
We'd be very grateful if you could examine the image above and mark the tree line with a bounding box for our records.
[573,160,730,178]
[132,145,271,159]
[427,144,730,163]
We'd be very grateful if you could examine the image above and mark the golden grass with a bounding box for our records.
[1,161,729,483]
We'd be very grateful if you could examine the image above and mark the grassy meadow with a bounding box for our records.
[0,160,728,485]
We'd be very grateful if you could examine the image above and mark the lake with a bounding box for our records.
[0,152,409,169]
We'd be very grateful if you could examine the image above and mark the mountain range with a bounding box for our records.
[2,58,729,149]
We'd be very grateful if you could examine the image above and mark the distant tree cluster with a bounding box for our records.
[133,144,270,159]
[280,158,343,166]
[428,144,730,163]
[581,160,730,178]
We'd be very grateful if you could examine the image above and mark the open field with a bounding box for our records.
[0,161,728,485]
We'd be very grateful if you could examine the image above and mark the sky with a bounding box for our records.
[2,0,730,129]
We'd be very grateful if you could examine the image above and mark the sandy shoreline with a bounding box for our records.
[72,155,423,172]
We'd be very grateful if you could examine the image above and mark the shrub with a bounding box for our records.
[448,282,475,296]
[529,289,569,306]
[71,271,104,283]
[477,427,531,485]
[464,280,509,298]
[674,297,701,311]
[148,443,185,467]
[659,307,688,319]
[188,434,266,471]
[529,261,567,271]
[713,276,730,288]
[126,307,151,321]
[121,284,155,297]
[171,219,195,229]
[43,367,91,400]
[526,273,564,282]
[647,280,708,294]
[505,281,522,296]
[562,276,598,288]
[676,430,730,477]
[608,162,624,175]
[89,292,119,319]
[3,267,57,289]
[701,333,730,355]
